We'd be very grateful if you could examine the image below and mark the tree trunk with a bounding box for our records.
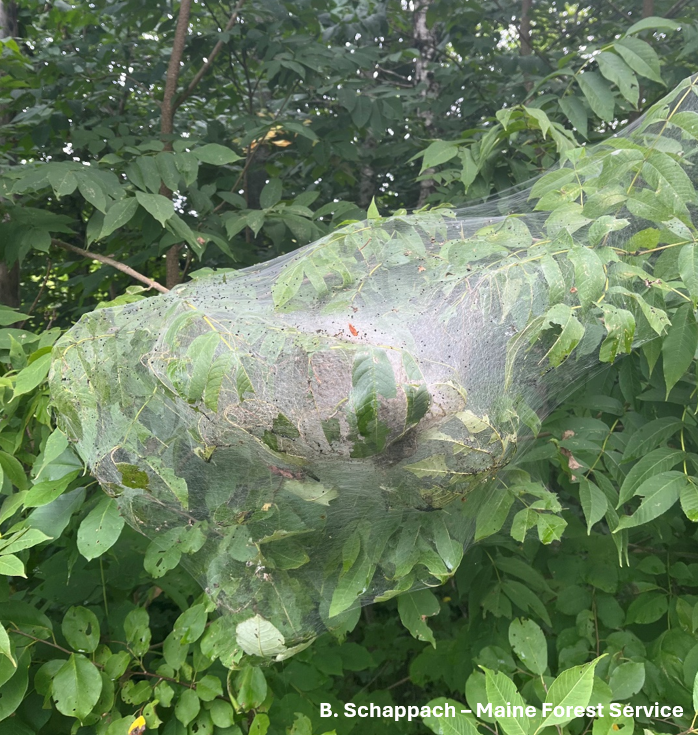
[413,0,439,208]
[0,1,20,308]
[520,0,533,56]
[642,0,655,17]
[358,136,376,211]
[161,0,192,289]
[520,0,533,93]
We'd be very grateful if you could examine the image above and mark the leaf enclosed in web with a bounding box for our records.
[662,303,698,397]
[328,550,374,617]
[569,247,606,307]
[235,615,286,657]
[542,304,585,367]
[350,349,397,451]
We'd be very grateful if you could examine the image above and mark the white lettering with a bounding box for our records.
[408,706,420,721]
[357,706,368,717]
[477,703,492,717]
[320,703,333,718]
[433,705,443,717]
[343,704,354,717]
[394,706,406,721]
[609,704,622,717]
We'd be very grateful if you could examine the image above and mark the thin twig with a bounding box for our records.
[174,0,246,112]
[51,240,169,294]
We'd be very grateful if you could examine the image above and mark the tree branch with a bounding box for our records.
[161,0,192,137]
[174,0,245,112]
[51,240,169,294]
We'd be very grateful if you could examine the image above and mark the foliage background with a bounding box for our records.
[2,0,698,734]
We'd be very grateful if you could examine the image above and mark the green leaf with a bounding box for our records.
[260,178,282,209]
[0,307,30,326]
[609,661,645,700]
[192,143,242,165]
[423,697,480,735]
[616,471,687,529]
[625,16,680,35]
[596,52,638,106]
[32,428,69,480]
[679,244,698,301]
[62,606,100,653]
[24,472,78,507]
[0,555,25,577]
[540,657,602,727]
[13,352,51,397]
[579,477,608,533]
[52,653,103,721]
[100,197,138,238]
[662,303,698,396]
[175,688,200,726]
[559,96,588,138]
[508,618,547,675]
[397,589,440,647]
[483,668,530,735]
[693,669,698,713]
[77,496,125,560]
[135,191,175,227]
[0,624,15,668]
[625,591,667,624]
[622,417,682,461]
[0,649,29,721]
[250,713,270,735]
[613,37,663,83]
[173,604,207,644]
[618,448,684,506]
[235,615,287,657]
[680,477,698,522]
[578,71,615,122]
[124,608,151,658]
[367,197,380,219]
[419,140,459,173]
[236,665,268,711]
[537,514,567,544]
